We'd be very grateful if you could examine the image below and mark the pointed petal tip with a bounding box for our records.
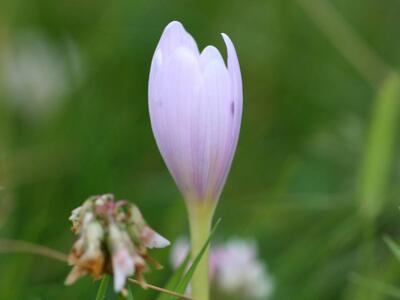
[164,20,185,32]
[220,32,229,40]
[161,21,186,39]
[157,20,199,56]
[221,33,239,63]
[221,33,234,49]
[220,32,241,76]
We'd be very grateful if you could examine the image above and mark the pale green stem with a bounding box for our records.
[187,201,215,300]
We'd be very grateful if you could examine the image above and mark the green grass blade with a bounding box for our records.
[350,272,400,299]
[127,286,134,300]
[383,235,400,262]
[95,274,111,300]
[156,254,191,300]
[358,73,400,220]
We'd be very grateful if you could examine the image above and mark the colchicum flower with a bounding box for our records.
[148,20,242,204]
[65,194,169,294]
[148,21,242,300]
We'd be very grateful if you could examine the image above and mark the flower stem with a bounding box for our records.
[187,201,215,300]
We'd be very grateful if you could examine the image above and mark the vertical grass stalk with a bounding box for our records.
[356,73,400,299]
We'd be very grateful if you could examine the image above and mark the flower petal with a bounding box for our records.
[199,59,233,200]
[149,46,203,199]
[214,33,243,194]
[112,249,135,291]
[149,21,199,94]
[200,45,225,70]
[221,33,242,142]
[156,21,199,62]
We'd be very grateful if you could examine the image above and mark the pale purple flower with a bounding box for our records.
[148,21,242,202]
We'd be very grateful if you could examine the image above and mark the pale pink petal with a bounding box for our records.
[112,249,135,292]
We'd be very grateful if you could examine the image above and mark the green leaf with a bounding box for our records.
[118,286,134,300]
[126,286,134,300]
[357,73,400,220]
[95,274,111,300]
[171,218,221,298]
[156,254,191,300]
[383,235,400,262]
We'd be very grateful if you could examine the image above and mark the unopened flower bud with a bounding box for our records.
[149,21,243,204]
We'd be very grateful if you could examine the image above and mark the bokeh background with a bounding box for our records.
[1,0,400,299]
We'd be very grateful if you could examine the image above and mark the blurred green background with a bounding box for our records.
[1,0,400,299]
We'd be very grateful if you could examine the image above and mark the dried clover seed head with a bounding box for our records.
[65,194,170,292]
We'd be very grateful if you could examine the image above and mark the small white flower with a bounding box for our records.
[214,239,274,299]
[170,237,274,299]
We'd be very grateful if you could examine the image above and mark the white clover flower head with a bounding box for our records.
[66,194,169,292]
[170,237,274,299]
[214,239,274,299]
